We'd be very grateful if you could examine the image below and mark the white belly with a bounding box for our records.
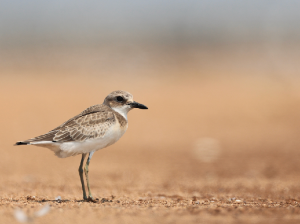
[33,122,128,158]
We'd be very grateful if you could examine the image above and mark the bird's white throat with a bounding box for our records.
[111,106,132,120]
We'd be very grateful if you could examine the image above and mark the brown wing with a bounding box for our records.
[21,104,116,143]
[53,110,115,142]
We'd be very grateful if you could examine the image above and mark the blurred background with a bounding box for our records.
[1,1,300,222]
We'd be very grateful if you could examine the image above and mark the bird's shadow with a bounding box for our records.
[11,197,113,204]
[35,199,98,203]
[34,198,111,203]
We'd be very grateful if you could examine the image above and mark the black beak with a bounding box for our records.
[128,101,148,109]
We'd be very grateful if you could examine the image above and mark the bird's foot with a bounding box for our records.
[84,196,98,203]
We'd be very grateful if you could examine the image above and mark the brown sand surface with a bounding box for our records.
[1,47,300,223]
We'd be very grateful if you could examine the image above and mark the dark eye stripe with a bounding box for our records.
[116,96,124,102]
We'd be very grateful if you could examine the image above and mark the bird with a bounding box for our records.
[15,90,148,202]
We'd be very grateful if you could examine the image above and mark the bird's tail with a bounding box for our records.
[14,141,30,146]
[14,130,58,146]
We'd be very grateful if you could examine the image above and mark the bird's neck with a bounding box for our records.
[111,107,129,120]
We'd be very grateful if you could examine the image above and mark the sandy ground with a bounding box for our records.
[1,46,300,223]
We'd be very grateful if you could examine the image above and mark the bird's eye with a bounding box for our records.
[116,96,124,102]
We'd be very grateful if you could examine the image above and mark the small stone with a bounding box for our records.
[26,196,36,201]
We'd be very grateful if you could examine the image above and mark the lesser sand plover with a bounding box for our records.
[15,90,148,201]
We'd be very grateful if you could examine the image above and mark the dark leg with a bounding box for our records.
[84,151,95,199]
[78,153,87,200]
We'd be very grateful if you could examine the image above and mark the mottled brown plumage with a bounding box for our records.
[21,104,127,144]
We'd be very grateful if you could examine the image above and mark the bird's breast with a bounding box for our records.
[103,119,128,147]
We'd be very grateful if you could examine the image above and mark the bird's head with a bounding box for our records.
[103,90,148,119]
